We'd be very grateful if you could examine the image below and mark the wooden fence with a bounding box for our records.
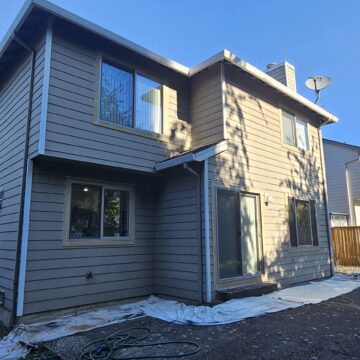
[332,227,360,266]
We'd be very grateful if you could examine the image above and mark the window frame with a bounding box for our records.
[95,55,164,136]
[281,109,310,151]
[288,197,319,248]
[63,178,135,247]
[214,186,264,283]
[330,213,349,228]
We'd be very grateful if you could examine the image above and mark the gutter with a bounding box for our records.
[0,1,338,125]
[203,159,211,303]
[10,34,36,327]
[317,128,334,277]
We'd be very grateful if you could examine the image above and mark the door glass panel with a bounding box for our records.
[217,189,242,279]
[240,194,259,275]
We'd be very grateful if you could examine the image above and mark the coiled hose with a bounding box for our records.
[77,327,200,359]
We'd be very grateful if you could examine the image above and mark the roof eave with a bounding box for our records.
[155,140,228,171]
[0,0,190,76]
[189,50,338,125]
[0,1,339,124]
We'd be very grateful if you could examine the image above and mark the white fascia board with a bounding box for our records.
[194,140,228,161]
[0,0,189,76]
[155,153,195,171]
[0,1,338,124]
[0,0,33,59]
[32,0,190,75]
[38,15,53,155]
[189,50,338,124]
[155,140,228,171]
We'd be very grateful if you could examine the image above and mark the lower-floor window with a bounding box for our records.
[66,180,134,242]
[288,197,318,246]
[330,213,348,227]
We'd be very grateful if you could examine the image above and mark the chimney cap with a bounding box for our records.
[266,63,278,71]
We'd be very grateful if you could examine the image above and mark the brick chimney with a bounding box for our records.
[266,62,297,92]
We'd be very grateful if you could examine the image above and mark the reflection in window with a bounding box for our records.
[103,189,129,237]
[69,184,101,239]
[282,111,296,146]
[100,62,133,127]
[282,110,309,151]
[135,75,162,133]
[99,61,162,134]
[296,120,309,150]
[289,198,319,246]
[295,200,312,245]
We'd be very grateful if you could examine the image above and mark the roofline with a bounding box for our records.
[155,140,228,171]
[323,138,360,152]
[0,0,338,124]
[189,50,338,124]
[0,0,190,75]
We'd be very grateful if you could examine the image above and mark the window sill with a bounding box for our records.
[95,119,167,143]
[288,245,320,253]
[63,239,135,248]
[281,142,310,154]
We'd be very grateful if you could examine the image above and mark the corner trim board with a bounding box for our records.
[16,160,33,317]
[38,16,53,155]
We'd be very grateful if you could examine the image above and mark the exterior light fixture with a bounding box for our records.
[264,193,273,206]
[83,187,89,192]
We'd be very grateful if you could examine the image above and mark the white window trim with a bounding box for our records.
[95,55,164,137]
[281,109,310,152]
[293,198,319,247]
[63,178,135,247]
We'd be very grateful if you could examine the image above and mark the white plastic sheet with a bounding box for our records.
[1,275,359,360]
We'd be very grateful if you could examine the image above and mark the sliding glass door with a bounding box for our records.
[217,189,261,280]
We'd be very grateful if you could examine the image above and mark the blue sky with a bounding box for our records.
[1,0,359,144]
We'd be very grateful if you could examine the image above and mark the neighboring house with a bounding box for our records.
[0,0,338,326]
[323,139,360,227]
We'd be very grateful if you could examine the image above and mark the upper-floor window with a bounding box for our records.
[282,110,309,151]
[288,197,318,247]
[99,60,163,134]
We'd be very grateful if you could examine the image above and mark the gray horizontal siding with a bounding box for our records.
[23,162,157,314]
[323,141,359,217]
[0,29,45,315]
[44,22,191,172]
[190,63,224,148]
[206,65,331,296]
[346,160,360,225]
[155,169,200,301]
[0,54,31,311]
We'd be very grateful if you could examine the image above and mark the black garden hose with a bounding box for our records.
[77,327,200,360]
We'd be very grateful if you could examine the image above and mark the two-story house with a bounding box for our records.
[323,139,360,227]
[0,0,339,326]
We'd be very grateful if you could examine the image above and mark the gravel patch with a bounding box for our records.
[44,288,360,360]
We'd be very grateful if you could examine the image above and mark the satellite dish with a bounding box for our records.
[305,76,331,104]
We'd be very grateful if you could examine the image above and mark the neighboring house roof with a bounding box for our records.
[155,140,228,171]
[0,0,338,124]
[323,139,360,153]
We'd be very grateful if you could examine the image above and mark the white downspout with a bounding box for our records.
[203,158,211,303]
[16,159,33,316]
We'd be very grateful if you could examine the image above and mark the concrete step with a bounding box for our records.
[217,282,278,302]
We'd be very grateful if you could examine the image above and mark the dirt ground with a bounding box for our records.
[1,274,359,360]
[43,287,360,360]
